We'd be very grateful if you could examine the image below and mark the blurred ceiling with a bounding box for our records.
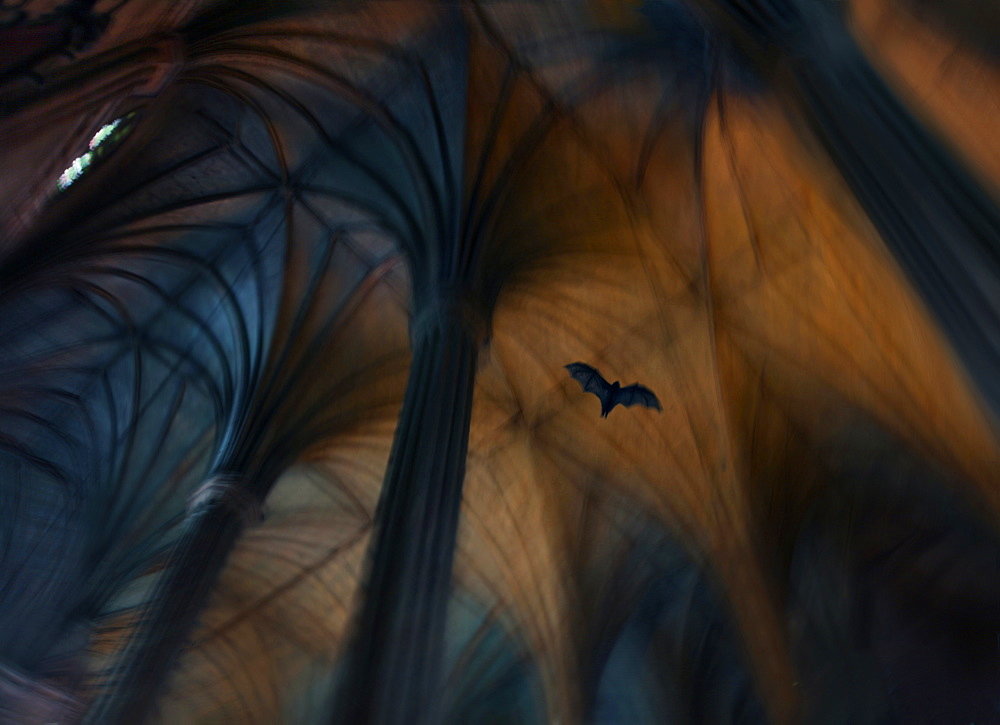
[1,0,999,722]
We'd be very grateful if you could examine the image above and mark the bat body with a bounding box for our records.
[565,362,662,418]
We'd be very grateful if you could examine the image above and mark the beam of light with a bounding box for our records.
[88,118,123,150]
[56,151,93,190]
[56,117,127,191]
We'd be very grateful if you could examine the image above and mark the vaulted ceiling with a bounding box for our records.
[1,1,999,722]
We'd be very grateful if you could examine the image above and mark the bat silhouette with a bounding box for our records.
[565,362,662,418]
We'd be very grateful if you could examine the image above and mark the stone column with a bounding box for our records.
[702,0,1000,416]
[784,39,1000,416]
[85,476,263,724]
[331,299,481,725]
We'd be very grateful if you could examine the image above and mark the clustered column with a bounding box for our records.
[703,0,1000,414]
[85,476,264,724]
[331,297,482,725]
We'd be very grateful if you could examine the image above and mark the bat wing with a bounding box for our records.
[565,362,613,406]
[615,383,661,411]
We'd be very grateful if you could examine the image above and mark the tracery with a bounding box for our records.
[0,1,998,723]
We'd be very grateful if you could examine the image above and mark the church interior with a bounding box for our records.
[1,0,999,722]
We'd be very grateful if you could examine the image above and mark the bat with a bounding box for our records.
[565,362,662,418]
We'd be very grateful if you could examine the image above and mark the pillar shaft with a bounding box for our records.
[705,0,1000,417]
[332,308,479,725]
[85,481,260,724]
[787,49,1000,416]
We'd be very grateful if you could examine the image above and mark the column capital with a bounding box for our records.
[187,473,265,526]
[410,292,489,346]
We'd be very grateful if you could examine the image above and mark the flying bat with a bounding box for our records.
[565,362,662,418]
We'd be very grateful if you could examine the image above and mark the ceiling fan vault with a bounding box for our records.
[1,0,999,722]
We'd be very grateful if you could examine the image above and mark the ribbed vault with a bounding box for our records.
[1,0,999,723]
